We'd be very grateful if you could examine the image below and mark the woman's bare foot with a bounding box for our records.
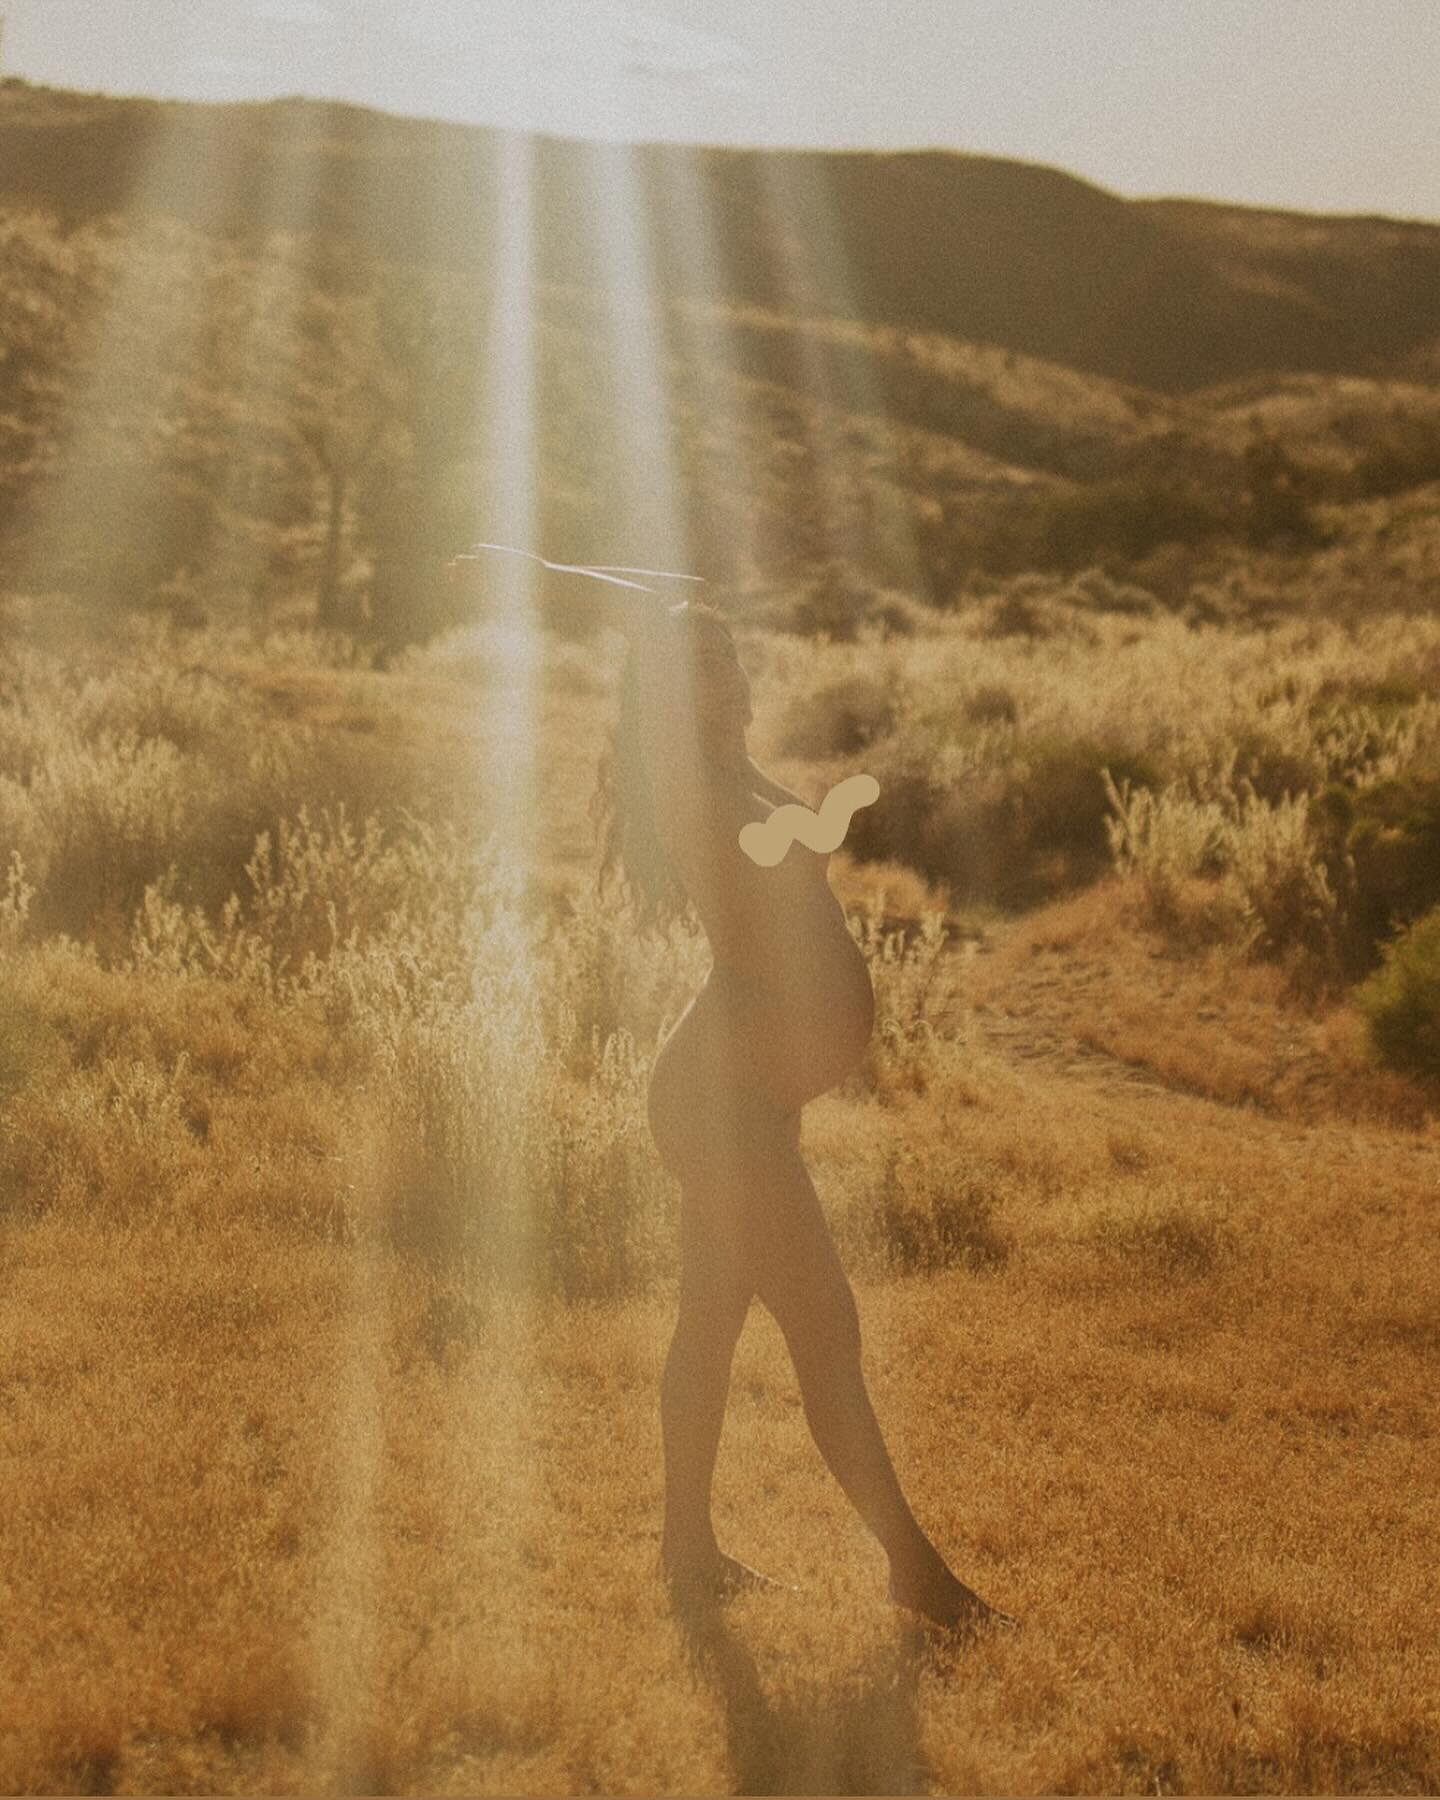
[661,1548,790,1603]
[888,1556,1018,1636]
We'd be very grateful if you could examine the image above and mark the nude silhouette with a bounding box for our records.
[591,590,1014,1636]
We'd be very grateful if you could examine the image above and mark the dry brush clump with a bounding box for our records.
[828,596,1440,1049]
[0,620,976,1297]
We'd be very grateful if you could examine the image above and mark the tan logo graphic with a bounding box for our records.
[739,774,880,867]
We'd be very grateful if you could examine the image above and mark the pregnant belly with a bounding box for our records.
[649,935,874,1145]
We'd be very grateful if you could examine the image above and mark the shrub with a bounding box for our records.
[777,672,899,758]
[868,1142,1010,1276]
[845,905,954,1102]
[784,569,872,641]
[290,886,674,1294]
[25,728,193,938]
[1088,1190,1233,1278]
[848,720,1165,910]
[1063,567,1161,618]
[961,682,1019,726]
[1318,771,1440,971]
[976,578,1100,643]
[1225,788,1341,977]
[1228,726,1318,805]
[993,473,1234,573]
[0,851,33,945]
[1356,905,1440,1081]
[1020,737,1163,875]
[545,881,706,1081]
[1106,772,1341,979]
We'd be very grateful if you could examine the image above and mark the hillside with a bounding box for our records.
[3,81,1439,393]
[2,80,1440,638]
[3,80,1440,1796]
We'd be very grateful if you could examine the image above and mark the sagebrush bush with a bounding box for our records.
[1104,770,1341,979]
[1356,905,1440,1081]
[1087,1186,1234,1278]
[868,1140,1010,1275]
[777,671,899,758]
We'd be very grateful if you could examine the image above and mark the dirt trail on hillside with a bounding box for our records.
[932,910,1440,1173]
[943,938,1183,1103]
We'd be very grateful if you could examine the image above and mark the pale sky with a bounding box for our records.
[5,0,1439,221]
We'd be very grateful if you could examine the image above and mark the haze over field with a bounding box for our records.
[1,25,1439,1797]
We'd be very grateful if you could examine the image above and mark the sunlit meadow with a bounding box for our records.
[4,73,1440,1795]
[1,591,1437,1794]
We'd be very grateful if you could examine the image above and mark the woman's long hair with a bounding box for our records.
[590,599,728,932]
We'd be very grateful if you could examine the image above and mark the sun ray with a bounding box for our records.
[474,129,543,856]
[577,138,690,576]
[756,151,933,608]
[645,144,763,593]
[448,121,552,1597]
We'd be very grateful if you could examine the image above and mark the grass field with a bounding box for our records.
[1,599,1438,1794]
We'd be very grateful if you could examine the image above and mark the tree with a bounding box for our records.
[290,289,398,628]
[359,264,490,647]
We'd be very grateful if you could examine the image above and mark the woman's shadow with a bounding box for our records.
[671,1589,935,1797]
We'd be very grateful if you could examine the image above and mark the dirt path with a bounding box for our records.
[928,895,1440,1170]
[942,937,1186,1104]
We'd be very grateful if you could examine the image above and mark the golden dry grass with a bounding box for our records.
[4,1045,1437,1794]
[1,605,1438,1794]
[967,879,1440,1130]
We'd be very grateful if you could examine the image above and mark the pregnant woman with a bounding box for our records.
[593,593,1011,1635]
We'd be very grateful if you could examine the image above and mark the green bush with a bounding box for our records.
[1357,905,1440,1082]
[1314,771,1440,972]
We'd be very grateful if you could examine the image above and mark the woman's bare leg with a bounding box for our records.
[648,981,1005,1625]
[659,1192,753,1579]
[741,1135,997,1629]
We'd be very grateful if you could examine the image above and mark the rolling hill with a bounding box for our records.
[2,79,1438,632]
[3,80,1438,393]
